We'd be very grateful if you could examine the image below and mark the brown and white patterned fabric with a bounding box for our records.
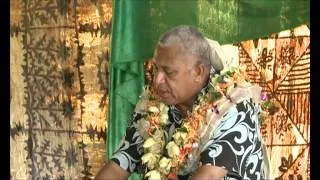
[239,25,310,179]
[10,0,309,178]
[10,0,112,179]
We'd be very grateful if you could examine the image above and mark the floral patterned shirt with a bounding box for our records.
[111,97,267,180]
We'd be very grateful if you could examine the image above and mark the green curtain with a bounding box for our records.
[107,1,309,179]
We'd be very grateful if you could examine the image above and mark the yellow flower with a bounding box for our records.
[158,103,169,125]
[183,122,191,130]
[143,138,156,149]
[173,132,187,146]
[159,103,169,113]
[149,130,165,154]
[149,143,164,154]
[145,170,161,180]
[159,113,169,125]
[141,152,159,170]
[136,118,150,139]
[148,106,159,113]
[194,104,201,112]
[153,129,165,141]
[159,157,172,173]
[166,142,180,158]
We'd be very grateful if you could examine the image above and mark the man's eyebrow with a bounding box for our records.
[163,66,174,72]
[153,62,172,70]
[156,64,174,72]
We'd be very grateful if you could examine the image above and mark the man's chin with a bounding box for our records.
[159,97,175,105]
[153,91,176,105]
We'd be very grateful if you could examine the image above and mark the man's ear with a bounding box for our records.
[192,63,207,83]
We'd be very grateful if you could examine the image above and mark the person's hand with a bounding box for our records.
[191,165,227,180]
[94,161,129,180]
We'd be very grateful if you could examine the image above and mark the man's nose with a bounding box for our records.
[154,71,165,85]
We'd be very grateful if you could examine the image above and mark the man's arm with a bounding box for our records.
[191,100,262,180]
[94,161,129,180]
[94,111,144,179]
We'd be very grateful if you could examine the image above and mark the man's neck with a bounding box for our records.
[176,86,205,118]
[177,70,211,118]
[176,103,193,119]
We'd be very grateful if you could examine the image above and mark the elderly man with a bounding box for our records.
[95,25,268,180]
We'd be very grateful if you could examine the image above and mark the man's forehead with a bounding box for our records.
[154,43,185,61]
[152,57,173,70]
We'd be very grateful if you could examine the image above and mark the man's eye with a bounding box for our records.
[165,71,175,76]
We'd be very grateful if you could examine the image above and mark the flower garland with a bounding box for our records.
[137,66,279,180]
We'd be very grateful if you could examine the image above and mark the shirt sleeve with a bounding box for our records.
[110,112,145,173]
[200,99,264,179]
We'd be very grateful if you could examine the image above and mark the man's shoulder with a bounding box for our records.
[234,99,258,112]
[218,98,259,125]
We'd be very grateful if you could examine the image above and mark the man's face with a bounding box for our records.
[152,43,200,106]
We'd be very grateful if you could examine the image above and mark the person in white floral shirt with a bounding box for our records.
[95,25,269,180]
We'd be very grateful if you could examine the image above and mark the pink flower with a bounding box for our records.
[261,92,269,101]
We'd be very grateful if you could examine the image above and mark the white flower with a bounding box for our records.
[143,138,157,149]
[149,130,165,154]
[153,129,165,141]
[159,157,172,173]
[222,67,236,75]
[223,77,233,83]
[194,104,201,112]
[136,118,150,139]
[148,106,159,113]
[173,132,187,146]
[159,103,169,113]
[135,90,149,113]
[159,113,169,125]
[182,122,191,130]
[141,153,159,170]
[145,170,161,180]
[166,141,180,158]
